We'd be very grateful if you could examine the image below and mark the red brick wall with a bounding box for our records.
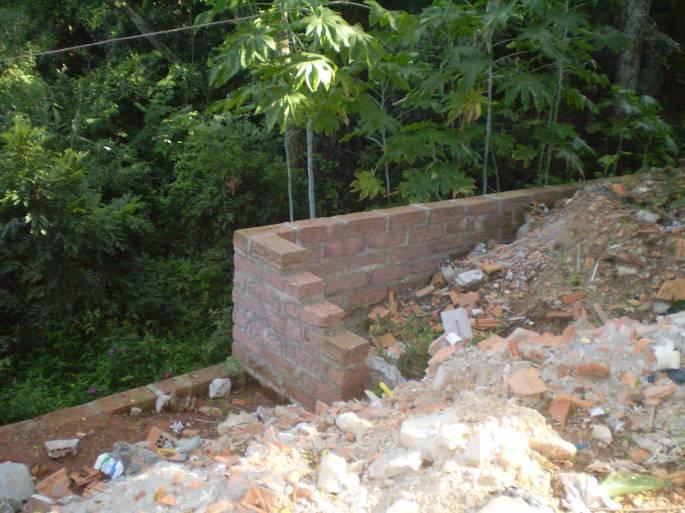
[232,184,583,408]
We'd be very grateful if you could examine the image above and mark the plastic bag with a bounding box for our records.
[600,471,664,497]
[94,452,125,479]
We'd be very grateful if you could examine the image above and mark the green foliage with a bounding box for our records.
[0,0,683,425]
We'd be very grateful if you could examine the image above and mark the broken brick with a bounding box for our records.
[36,468,72,499]
[507,368,547,395]
[575,363,610,380]
[548,398,572,428]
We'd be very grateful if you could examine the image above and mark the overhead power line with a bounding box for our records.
[0,14,256,65]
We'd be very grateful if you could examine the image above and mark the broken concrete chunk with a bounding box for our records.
[592,424,613,445]
[129,407,142,416]
[441,307,472,341]
[456,269,485,290]
[368,450,422,479]
[317,453,349,494]
[208,378,232,399]
[44,439,79,459]
[616,265,638,276]
[399,411,464,462]
[528,436,577,460]
[0,462,34,503]
[217,411,257,436]
[366,354,406,390]
[335,412,372,437]
[386,499,420,513]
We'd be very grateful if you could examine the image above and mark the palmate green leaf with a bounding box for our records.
[209,22,277,86]
[444,88,486,127]
[364,0,398,31]
[351,170,384,200]
[302,6,370,54]
[289,52,336,92]
[498,71,551,113]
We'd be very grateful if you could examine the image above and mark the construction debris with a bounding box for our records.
[44,439,79,459]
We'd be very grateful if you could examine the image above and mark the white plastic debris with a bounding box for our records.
[559,472,621,513]
[93,453,125,480]
[208,378,232,399]
[446,332,462,345]
[654,345,680,371]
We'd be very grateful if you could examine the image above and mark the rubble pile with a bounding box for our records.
[21,368,590,513]
[366,170,685,353]
[3,171,685,512]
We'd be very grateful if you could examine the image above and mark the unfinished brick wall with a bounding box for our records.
[232,183,584,408]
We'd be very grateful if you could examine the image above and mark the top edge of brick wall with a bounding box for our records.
[233,178,620,250]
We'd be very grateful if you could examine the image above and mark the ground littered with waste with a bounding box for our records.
[4,170,685,512]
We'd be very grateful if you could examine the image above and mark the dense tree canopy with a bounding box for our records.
[0,0,682,423]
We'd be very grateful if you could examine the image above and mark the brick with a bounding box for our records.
[288,218,344,243]
[251,235,307,270]
[325,271,370,295]
[233,252,263,279]
[527,186,562,205]
[336,211,387,237]
[489,189,535,213]
[408,223,445,242]
[253,284,284,311]
[575,363,610,379]
[233,325,261,356]
[347,251,386,270]
[418,200,465,224]
[283,272,325,299]
[284,344,329,376]
[36,468,72,499]
[371,264,409,284]
[285,318,303,341]
[457,196,498,214]
[234,224,296,253]
[445,218,470,234]
[366,230,407,249]
[309,258,346,276]
[233,291,265,317]
[337,365,369,398]
[380,205,427,229]
[387,244,432,264]
[427,236,462,254]
[348,286,387,307]
[306,330,370,366]
[323,237,364,258]
[298,302,345,328]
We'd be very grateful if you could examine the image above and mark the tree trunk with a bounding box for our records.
[615,0,652,91]
[284,126,295,222]
[106,1,180,64]
[306,118,316,219]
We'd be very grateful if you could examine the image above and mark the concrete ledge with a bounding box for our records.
[0,363,228,437]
